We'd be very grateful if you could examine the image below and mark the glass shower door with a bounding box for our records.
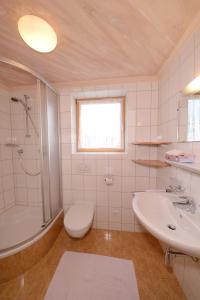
[39,81,62,223]
[0,62,43,252]
[0,60,62,253]
[47,86,62,217]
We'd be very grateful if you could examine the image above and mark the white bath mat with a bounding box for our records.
[45,251,140,300]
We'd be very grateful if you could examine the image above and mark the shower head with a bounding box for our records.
[11,97,20,102]
[11,95,30,105]
[10,94,38,138]
[10,97,27,109]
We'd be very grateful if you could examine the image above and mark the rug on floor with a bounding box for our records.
[45,251,140,300]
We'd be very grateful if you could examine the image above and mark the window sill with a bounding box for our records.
[72,151,127,155]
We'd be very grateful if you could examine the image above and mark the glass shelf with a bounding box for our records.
[133,160,170,168]
[165,160,200,175]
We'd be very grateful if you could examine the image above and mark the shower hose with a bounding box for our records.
[17,150,41,177]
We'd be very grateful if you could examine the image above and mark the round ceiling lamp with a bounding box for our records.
[18,15,57,53]
[183,75,200,95]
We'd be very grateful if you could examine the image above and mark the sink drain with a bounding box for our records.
[167,224,176,230]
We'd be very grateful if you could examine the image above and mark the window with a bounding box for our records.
[76,96,125,152]
[187,98,200,141]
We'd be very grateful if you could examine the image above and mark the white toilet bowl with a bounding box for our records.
[64,203,94,238]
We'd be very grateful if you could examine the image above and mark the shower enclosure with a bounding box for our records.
[0,58,62,255]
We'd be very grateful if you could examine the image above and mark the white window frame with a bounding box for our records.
[76,96,125,152]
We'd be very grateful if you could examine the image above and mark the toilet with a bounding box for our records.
[64,203,94,238]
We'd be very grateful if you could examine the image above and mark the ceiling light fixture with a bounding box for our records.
[18,15,57,53]
[183,75,200,95]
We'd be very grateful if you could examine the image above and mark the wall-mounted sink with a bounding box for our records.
[132,191,200,257]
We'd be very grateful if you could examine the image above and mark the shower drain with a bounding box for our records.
[167,224,176,230]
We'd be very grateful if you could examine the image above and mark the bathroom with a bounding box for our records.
[0,1,200,299]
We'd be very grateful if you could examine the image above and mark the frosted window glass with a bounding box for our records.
[77,98,125,151]
[187,99,200,141]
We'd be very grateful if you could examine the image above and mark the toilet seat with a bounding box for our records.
[64,203,94,238]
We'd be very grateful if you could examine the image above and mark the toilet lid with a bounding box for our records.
[64,203,94,231]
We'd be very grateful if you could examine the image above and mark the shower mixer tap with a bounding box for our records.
[17,148,24,154]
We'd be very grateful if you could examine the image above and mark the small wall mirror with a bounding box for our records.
[178,95,200,142]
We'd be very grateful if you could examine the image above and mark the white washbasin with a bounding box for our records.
[132,191,200,257]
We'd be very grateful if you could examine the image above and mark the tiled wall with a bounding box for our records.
[157,25,200,300]
[0,84,15,213]
[10,86,42,207]
[60,80,158,231]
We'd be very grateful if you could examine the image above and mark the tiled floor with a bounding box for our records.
[0,228,186,300]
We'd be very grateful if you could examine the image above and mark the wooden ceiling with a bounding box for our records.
[0,62,36,88]
[0,0,200,85]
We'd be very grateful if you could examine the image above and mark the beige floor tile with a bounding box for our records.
[0,228,186,300]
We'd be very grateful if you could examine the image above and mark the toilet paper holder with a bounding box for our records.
[104,175,113,185]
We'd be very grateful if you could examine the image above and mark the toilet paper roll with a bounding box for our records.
[104,177,113,185]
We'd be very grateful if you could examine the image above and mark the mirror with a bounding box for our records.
[178,95,200,142]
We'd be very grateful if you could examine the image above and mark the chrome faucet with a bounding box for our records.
[166,184,196,213]
[173,196,196,214]
[173,196,192,206]
[166,184,185,194]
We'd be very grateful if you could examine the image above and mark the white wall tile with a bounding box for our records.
[60,81,158,233]
[128,110,136,126]
[136,109,150,126]
[109,176,122,192]
[109,191,121,207]
[109,207,121,223]
[158,24,200,300]
[97,175,108,192]
[96,206,109,223]
[97,191,108,206]
[135,177,149,191]
[83,190,96,204]
[109,222,121,231]
[108,159,122,176]
[83,175,96,190]
[136,126,150,141]
[71,175,84,190]
[122,176,135,193]
[137,91,151,109]
[122,223,134,232]
[96,160,109,175]
[122,192,133,208]
[62,174,72,190]
[60,112,71,129]
[122,208,134,224]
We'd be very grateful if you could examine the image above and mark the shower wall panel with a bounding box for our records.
[0,83,15,214]
[47,87,62,217]
[39,82,62,222]
[10,85,42,207]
